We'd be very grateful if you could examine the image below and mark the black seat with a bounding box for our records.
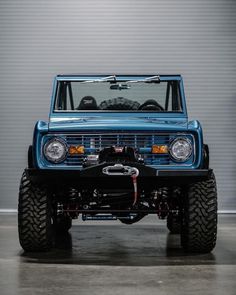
[77,96,98,110]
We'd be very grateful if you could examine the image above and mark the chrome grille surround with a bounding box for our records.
[42,132,195,167]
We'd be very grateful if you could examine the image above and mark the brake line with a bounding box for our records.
[131,168,139,206]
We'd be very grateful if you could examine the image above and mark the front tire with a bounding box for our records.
[181,172,217,253]
[18,171,54,252]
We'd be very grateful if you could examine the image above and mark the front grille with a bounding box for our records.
[65,132,174,166]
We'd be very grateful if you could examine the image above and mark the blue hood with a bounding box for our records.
[49,116,188,132]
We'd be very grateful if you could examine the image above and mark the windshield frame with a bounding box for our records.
[50,75,187,116]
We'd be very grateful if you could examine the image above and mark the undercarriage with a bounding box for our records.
[55,185,181,223]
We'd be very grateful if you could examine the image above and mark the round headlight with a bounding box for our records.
[43,138,67,163]
[170,137,192,162]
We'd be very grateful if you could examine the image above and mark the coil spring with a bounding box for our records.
[157,187,169,219]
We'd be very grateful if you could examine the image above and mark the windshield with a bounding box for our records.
[54,78,182,112]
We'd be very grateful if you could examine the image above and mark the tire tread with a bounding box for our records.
[18,171,53,252]
[181,172,217,253]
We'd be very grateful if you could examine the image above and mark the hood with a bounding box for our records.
[48,116,188,132]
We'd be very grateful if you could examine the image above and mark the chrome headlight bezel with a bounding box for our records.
[169,137,193,162]
[43,137,68,163]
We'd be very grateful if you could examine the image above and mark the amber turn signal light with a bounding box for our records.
[152,145,168,154]
[69,145,85,154]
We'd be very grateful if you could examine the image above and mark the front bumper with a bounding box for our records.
[26,162,211,189]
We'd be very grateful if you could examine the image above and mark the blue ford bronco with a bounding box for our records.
[18,74,217,253]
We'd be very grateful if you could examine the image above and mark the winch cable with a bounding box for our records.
[102,164,140,206]
[131,168,139,206]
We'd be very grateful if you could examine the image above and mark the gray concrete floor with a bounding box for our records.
[0,214,236,295]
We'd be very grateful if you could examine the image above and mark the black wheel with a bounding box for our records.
[99,97,140,110]
[181,172,217,253]
[55,216,72,233]
[18,171,54,252]
[167,214,181,234]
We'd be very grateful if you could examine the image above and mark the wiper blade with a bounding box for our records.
[81,75,116,83]
[126,75,160,83]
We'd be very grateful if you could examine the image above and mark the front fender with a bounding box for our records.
[188,120,204,168]
[32,120,49,168]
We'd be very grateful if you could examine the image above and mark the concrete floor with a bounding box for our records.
[0,215,236,295]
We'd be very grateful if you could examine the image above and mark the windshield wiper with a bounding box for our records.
[126,75,160,83]
[81,75,160,84]
[81,75,117,83]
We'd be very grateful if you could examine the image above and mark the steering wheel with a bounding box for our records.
[139,99,164,111]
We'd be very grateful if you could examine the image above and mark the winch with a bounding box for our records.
[102,163,139,206]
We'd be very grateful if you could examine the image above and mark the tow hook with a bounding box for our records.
[102,164,139,206]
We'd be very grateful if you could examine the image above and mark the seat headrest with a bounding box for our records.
[77,96,98,110]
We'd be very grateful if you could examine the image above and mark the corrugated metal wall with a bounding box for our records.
[0,0,235,210]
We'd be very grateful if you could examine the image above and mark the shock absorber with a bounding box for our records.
[63,188,80,219]
[157,187,169,219]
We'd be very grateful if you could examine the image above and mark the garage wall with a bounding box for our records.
[0,0,235,210]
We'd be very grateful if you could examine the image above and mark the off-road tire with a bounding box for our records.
[55,216,72,233]
[18,171,54,252]
[99,97,140,110]
[167,215,181,234]
[181,171,217,253]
